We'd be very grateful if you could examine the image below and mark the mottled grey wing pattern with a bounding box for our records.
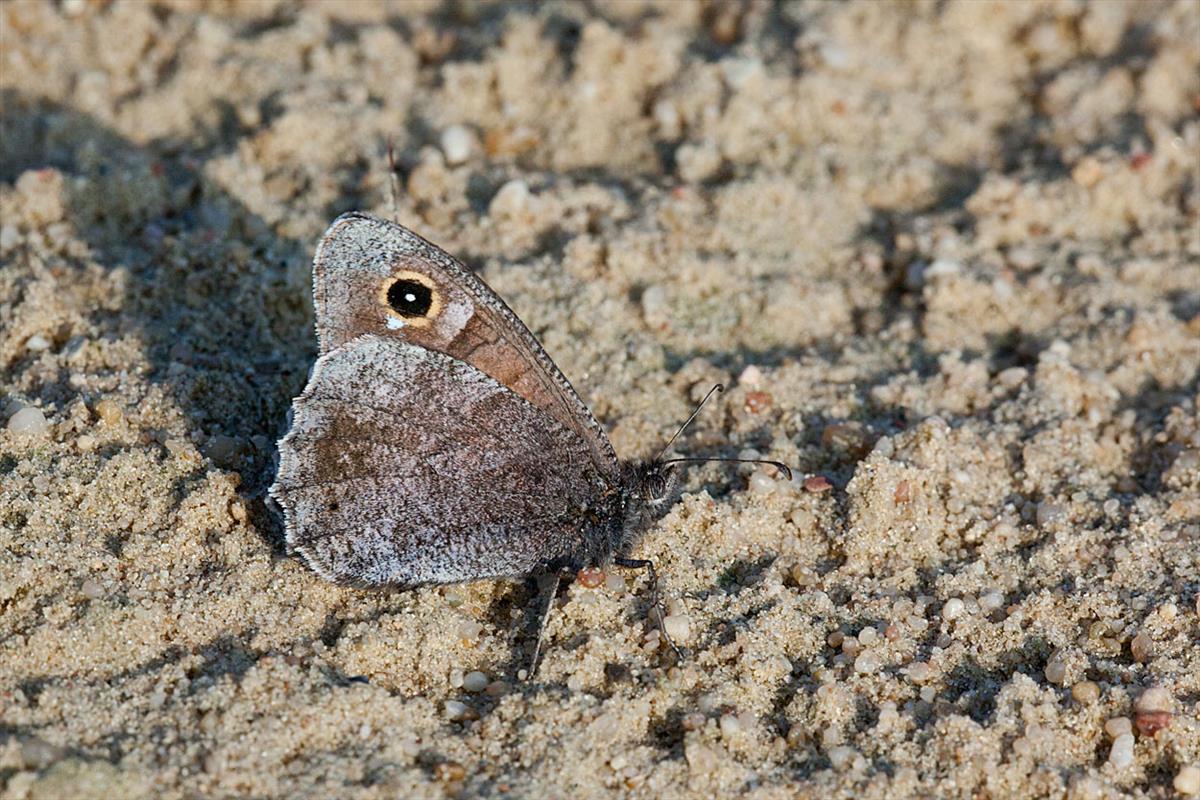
[271,335,609,587]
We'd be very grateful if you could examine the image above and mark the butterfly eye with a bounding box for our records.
[387,278,434,318]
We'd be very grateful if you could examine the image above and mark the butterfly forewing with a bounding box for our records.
[310,213,620,481]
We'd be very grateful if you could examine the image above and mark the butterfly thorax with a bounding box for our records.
[563,461,681,570]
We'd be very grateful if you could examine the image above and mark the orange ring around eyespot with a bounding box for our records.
[377,269,442,329]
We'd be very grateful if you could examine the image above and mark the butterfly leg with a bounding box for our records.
[526,569,567,680]
[613,557,684,662]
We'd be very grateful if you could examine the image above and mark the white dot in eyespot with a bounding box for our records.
[405,293,417,303]
[386,316,406,330]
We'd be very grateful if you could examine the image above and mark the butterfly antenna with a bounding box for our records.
[656,383,724,461]
[386,138,401,222]
[660,456,793,481]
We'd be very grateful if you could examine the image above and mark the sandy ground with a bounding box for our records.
[2,1,1199,798]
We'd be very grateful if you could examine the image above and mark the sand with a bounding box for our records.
[1,1,1198,798]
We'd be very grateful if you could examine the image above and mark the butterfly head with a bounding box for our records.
[624,460,682,517]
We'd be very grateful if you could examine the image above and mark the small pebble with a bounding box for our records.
[905,662,932,682]
[1105,717,1132,738]
[484,680,508,698]
[854,651,880,674]
[1175,765,1200,796]
[1044,659,1067,685]
[749,471,776,495]
[857,627,878,646]
[443,700,470,721]
[1130,631,1153,662]
[1071,681,1100,705]
[743,391,773,414]
[440,124,476,165]
[458,620,482,641]
[577,567,604,589]
[94,399,123,425]
[435,761,466,783]
[980,591,1004,611]
[1135,686,1173,714]
[1134,710,1172,736]
[462,671,489,692]
[942,598,965,620]
[25,334,51,352]
[7,405,49,435]
[1108,733,1134,769]
[81,579,104,599]
[738,365,762,387]
[803,475,832,493]
[604,573,627,593]
[662,614,690,643]
[719,713,742,738]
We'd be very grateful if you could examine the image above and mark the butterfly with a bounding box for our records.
[270,212,788,673]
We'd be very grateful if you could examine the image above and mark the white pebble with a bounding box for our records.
[1135,686,1173,713]
[25,334,51,352]
[738,365,762,388]
[443,700,469,721]
[749,471,776,495]
[7,406,48,435]
[440,124,476,165]
[1175,765,1200,796]
[980,590,1005,611]
[1105,717,1132,738]
[854,651,880,674]
[457,620,482,640]
[663,614,690,643]
[604,573,627,593]
[942,598,965,620]
[462,671,489,692]
[718,713,742,738]
[905,661,932,682]
[857,627,878,646]
[489,179,530,218]
[1108,733,1134,769]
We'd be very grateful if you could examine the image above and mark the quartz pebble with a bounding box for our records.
[1105,717,1132,738]
[1108,733,1134,768]
[440,124,476,165]
[749,470,776,495]
[1175,765,1200,796]
[662,614,690,643]
[1134,686,1172,713]
[25,334,51,352]
[1071,681,1100,704]
[444,700,470,721]
[854,651,880,674]
[7,406,49,435]
[942,598,965,620]
[462,671,489,692]
[1044,658,1067,685]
